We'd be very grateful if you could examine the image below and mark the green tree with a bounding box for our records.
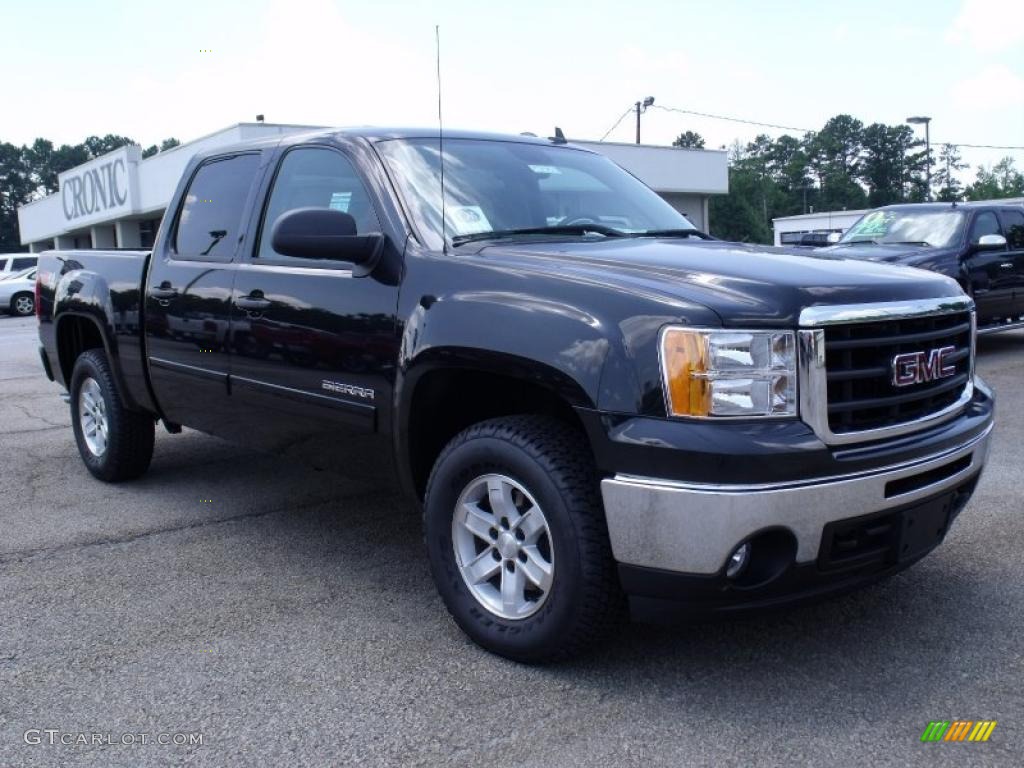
[966,157,1024,200]
[933,144,968,202]
[0,142,32,251]
[143,138,183,159]
[672,131,705,149]
[82,134,137,159]
[860,123,925,205]
[806,115,868,211]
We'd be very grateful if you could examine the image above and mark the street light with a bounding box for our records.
[906,115,932,201]
[635,96,655,144]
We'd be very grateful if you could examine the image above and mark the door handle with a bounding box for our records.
[150,285,178,299]
[235,296,271,311]
[1000,262,1015,269]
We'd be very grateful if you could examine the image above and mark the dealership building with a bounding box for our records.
[17,123,729,252]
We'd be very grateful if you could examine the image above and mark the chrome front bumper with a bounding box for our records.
[600,422,993,575]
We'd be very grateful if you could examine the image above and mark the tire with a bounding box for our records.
[10,292,34,317]
[424,415,622,662]
[69,349,155,482]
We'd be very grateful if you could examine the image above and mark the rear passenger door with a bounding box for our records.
[145,152,264,436]
[227,145,402,480]
[998,209,1024,320]
[963,210,1013,324]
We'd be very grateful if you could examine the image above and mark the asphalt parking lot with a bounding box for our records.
[1,312,1021,768]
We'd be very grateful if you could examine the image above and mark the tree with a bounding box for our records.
[672,131,705,149]
[860,123,926,206]
[806,115,868,211]
[0,142,32,251]
[933,144,968,202]
[143,138,183,159]
[966,157,1024,201]
[82,134,137,159]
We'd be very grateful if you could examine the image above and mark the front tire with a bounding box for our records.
[424,415,621,662]
[70,349,155,482]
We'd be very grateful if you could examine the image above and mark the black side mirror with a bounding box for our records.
[270,208,383,267]
[973,233,1007,252]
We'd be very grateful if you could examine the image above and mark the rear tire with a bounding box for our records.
[424,415,622,662]
[11,292,34,316]
[70,349,155,482]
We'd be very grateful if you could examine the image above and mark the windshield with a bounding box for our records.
[376,138,696,249]
[838,209,965,248]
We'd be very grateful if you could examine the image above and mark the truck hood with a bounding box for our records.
[475,238,964,327]
[817,242,958,266]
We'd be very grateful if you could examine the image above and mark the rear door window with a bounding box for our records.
[11,257,36,270]
[174,153,261,262]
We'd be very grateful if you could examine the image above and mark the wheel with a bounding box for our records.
[424,415,621,662]
[11,292,34,316]
[69,349,155,482]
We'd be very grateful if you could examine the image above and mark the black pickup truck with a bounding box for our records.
[822,202,1024,333]
[36,128,994,661]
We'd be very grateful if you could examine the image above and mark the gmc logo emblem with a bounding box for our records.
[892,346,957,387]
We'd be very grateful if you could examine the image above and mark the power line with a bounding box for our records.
[650,104,812,133]
[599,106,634,141]
[598,102,1024,151]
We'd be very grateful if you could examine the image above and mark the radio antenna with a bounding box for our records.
[435,24,448,254]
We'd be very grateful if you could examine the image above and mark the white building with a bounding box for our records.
[771,209,869,247]
[17,124,729,252]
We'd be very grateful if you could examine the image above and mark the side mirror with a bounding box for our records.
[827,232,842,244]
[974,233,1007,251]
[270,207,383,266]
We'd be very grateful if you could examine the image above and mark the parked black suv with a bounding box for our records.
[821,202,1024,333]
[35,129,994,661]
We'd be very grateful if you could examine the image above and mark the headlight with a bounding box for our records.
[660,328,797,418]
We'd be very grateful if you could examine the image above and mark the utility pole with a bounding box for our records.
[635,96,655,144]
[906,116,932,201]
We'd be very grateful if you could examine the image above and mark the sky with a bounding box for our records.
[4,0,1022,180]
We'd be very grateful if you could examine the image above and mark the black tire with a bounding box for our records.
[424,415,622,662]
[69,349,155,482]
[10,292,34,317]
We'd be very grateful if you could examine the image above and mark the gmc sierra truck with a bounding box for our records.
[821,202,1024,334]
[36,128,995,662]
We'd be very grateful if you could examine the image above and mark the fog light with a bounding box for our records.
[726,543,751,579]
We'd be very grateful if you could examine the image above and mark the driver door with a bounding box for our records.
[963,210,1013,324]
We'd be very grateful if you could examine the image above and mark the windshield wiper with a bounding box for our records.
[832,239,880,246]
[450,224,628,247]
[886,241,932,247]
[631,228,711,240]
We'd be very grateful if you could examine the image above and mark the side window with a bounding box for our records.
[998,210,1024,249]
[174,153,261,262]
[0,259,8,271]
[968,211,1002,243]
[257,148,380,260]
[12,257,36,270]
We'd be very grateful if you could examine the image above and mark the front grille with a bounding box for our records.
[824,310,972,434]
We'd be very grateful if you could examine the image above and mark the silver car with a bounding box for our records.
[0,268,36,316]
